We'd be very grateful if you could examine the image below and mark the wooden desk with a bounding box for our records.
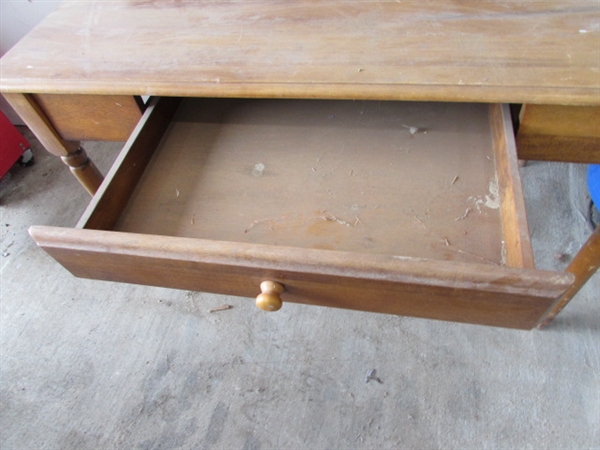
[1,1,598,329]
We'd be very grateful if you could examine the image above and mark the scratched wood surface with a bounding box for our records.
[112,98,508,265]
[1,1,598,104]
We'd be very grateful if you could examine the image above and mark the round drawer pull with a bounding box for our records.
[255,280,284,312]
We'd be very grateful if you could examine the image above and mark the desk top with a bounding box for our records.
[1,1,599,105]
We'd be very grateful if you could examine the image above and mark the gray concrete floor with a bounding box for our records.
[1,129,598,450]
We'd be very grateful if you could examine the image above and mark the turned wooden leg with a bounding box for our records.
[60,146,103,195]
[3,92,103,195]
[537,226,600,329]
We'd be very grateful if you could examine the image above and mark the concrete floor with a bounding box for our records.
[1,129,598,450]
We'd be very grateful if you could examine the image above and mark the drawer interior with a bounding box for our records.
[30,96,574,329]
[84,97,529,268]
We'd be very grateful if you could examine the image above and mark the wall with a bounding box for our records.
[1,0,61,123]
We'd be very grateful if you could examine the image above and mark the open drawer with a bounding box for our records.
[30,97,573,329]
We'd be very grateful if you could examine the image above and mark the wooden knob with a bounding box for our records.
[256,281,284,312]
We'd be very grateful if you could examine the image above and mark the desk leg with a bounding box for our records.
[3,93,103,195]
[537,226,600,329]
[59,146,103,195]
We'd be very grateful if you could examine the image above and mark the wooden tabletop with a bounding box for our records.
[1,1,599,105]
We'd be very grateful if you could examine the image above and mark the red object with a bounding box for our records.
[0,110,30,178]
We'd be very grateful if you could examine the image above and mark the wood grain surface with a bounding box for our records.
[32,94,144,142]
[77,97,181,230]
[1,1,598,105]
[490,104,534,269]
[29,226,573,330]
[517,105,600,163]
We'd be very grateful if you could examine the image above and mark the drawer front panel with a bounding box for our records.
[30,226,572,330]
